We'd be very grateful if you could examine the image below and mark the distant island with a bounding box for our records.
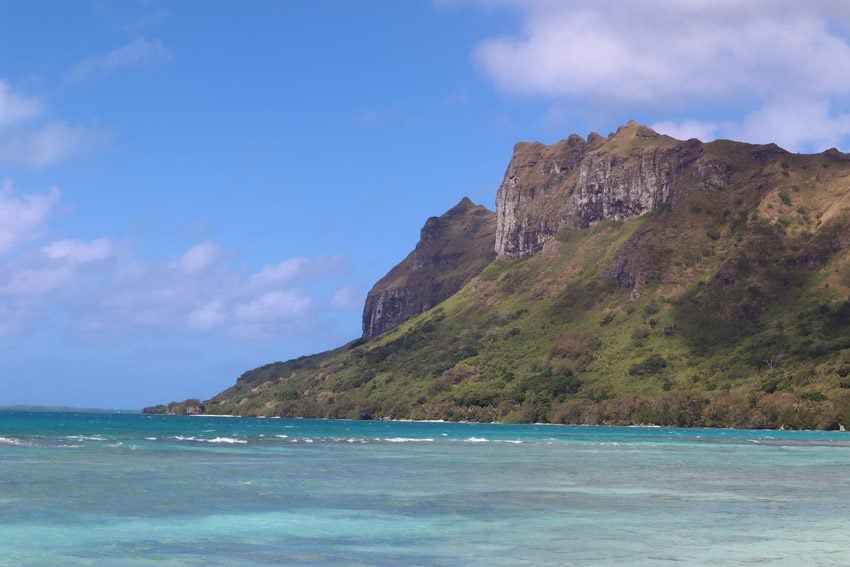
[147,121,850,430]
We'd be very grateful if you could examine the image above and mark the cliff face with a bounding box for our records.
[495,121,716,257]
[362,197,496,338]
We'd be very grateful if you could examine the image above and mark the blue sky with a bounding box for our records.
[2,1,850,408]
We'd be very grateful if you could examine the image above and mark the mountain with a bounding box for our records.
[362,197,496,338]
[146,122,850,429]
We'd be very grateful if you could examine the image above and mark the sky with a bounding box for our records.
[2,1,850,409]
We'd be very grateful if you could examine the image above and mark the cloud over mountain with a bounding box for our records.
[473,0,850,151]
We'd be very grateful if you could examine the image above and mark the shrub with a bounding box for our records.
[551,331,601,359]
[629,354,668,377]
[801,391,827,402]
[643,302,660,316]
[631,327,651,340]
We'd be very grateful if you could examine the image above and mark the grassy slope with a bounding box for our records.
[194,140,850,429]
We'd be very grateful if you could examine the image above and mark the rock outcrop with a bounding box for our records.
[495,121,711,257]
[362,197,497,338]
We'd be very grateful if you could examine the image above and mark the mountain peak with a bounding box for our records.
[610,120,660,141]
[361,198,497,338]
[448,196,476,213]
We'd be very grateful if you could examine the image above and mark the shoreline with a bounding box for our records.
[172,413,848,433]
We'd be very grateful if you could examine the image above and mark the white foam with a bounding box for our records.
[274,434,289,439]
[0,436,26,446]
[384,437,434,443]
[172,435,246,444]
[204,437,247,444]
[465,437,489,443]
[144,437,157,441]
[65,435,106,441]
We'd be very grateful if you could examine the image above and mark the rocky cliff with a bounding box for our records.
[362,197,497,338]
[495,120,721,257]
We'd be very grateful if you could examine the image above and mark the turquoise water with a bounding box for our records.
[2,413,850,565]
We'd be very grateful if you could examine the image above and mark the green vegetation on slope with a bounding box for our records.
[148,139,850,430]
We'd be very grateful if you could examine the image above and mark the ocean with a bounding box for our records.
[1,411,849,565]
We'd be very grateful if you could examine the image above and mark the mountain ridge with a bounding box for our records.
[146,122,850,429]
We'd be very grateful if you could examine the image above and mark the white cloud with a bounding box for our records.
[0,237,118,298]
[235,291,312,323]
[94,246,335,340]
[186,300,226,331]
[728,99,850,152]
[0,181,353,339]
[0,82,43,128]
[330,285,360,310]
[653,99,850,152]
[0,121,94,168]
[0,81,100,168]
[249,256,346,288]
[649,120,719,144]
[0,180,60,254]
[472,1,850,151]
[250,258,309,286]
[67,37,173,83]
[42,238,116,264]
[0,236,119,334]
[475,1,850,103]
[175,242,224,273]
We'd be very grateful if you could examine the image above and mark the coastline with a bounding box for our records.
[158,412,849,433]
